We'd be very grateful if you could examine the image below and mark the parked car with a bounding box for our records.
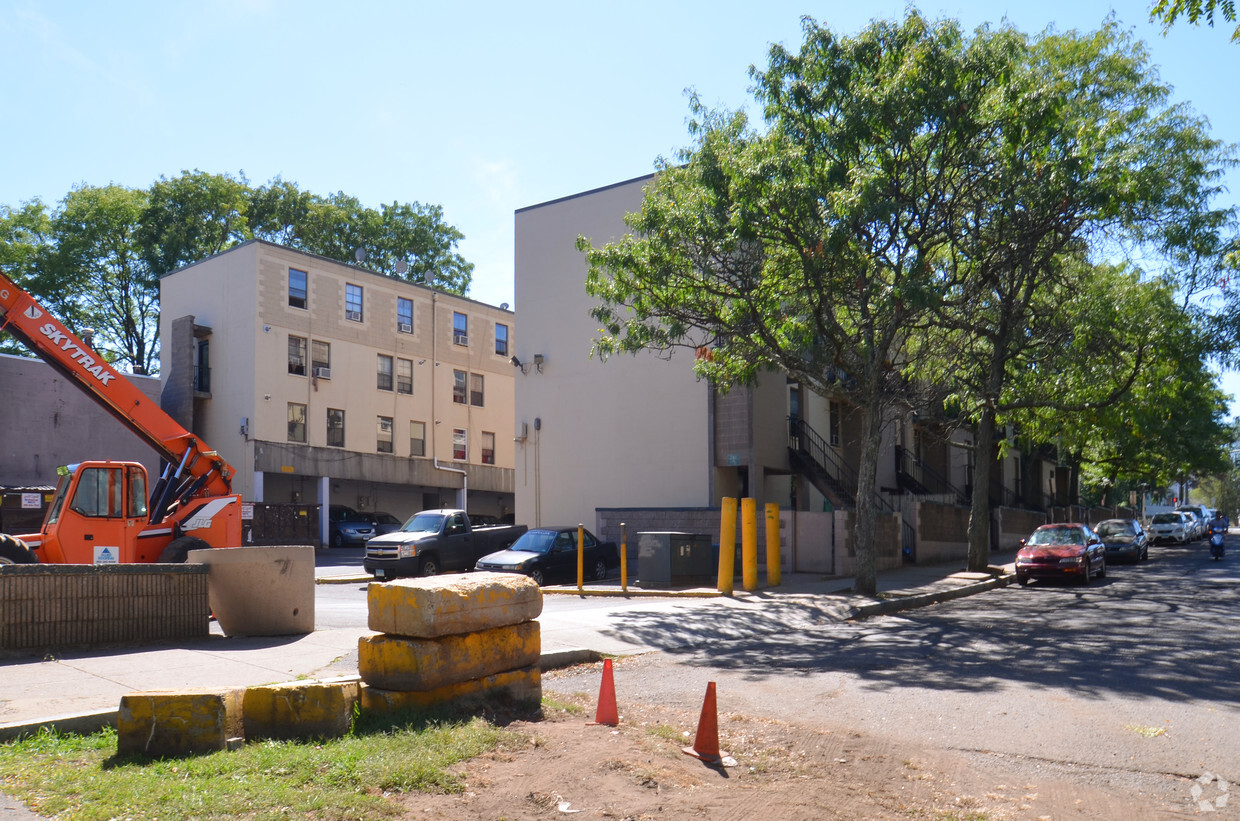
[1094,518,1148,563]
[475,526,620,587]
[330,510,378,548]
[1148,511,1191,545]
[363,509,527,579]
[1014,523,1106,586]
[1178,506,1208,540]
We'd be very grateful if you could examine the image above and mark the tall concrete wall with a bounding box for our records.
[0,353,162,488]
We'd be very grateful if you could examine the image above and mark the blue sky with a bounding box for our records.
[3,1,1239,407]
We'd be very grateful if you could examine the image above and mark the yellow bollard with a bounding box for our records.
[765,503,781,587]
[577,524,585,591]
[742,498,758,592]
[620,523,628,593]
[718,498,737,595]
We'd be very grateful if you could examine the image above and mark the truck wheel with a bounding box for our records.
[0,534,38,564]
[418,555,440,576]
[159,536,210,563]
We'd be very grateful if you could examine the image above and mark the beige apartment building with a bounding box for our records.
[160,241,516,543]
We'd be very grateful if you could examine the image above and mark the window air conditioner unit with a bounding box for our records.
[313,366,331,379]
[346,310,362,322]
[398,322,412,334]
[454,332,469,345]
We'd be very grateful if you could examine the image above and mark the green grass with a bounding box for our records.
[0,710,525,820]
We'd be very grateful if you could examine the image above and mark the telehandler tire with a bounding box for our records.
[0,533,38,564]
[158,536,210,563]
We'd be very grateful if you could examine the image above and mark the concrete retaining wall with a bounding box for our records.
[0,564,209,650]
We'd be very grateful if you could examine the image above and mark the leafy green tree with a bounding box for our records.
[923,19,1230,571]
[583,13,1020,595]
[137,170,253,276]
[250,184,474,293]
[0,200,67,357]
[48,185,159,374]
[1150,0,1239,41]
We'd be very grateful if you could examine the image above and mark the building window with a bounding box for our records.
[453,369,467,404]
[288,403,307,442]
[289,268,307,309]
[453,428,467,461]
[395,358,413,394]
[453,311,468,345]
[397,297,414,333]
[495,323,508,356]
[377,354,393,391]
[345,283,363,322]
[194,339,210,393]
[410,421,426,457]
[312,340,331,379]
[828,400,841,447]
[481,431,495,465]
[377,416,394,454]
[470,373,484,407]
[327,408,345,448]
[288,336,307,376]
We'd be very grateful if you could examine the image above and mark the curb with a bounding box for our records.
[0,647,613,743]
[848,573,1014,620]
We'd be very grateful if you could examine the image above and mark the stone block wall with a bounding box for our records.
[0,564,209,650]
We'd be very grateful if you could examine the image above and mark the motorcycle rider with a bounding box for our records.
[1208,510,1229,534]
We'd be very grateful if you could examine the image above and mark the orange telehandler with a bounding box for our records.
[0,271,241,565]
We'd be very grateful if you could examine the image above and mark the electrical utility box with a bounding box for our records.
[635,531,714,589]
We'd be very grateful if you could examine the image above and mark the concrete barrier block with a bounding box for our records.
[242,678,361,741]
[187,546,315,637]
[360,665,542,715]
[117,688,243,757]
[358,621,540,691]
[367,572,542,639]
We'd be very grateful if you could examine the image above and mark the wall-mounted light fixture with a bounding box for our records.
[533,354,545,373]
[510,355,528,375]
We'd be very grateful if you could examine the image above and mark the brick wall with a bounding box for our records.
[0,564,210,651]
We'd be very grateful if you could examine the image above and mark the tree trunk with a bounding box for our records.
[852,396,886,596]
[966,405,995,573]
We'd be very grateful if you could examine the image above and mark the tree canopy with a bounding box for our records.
[0,172,474,373]
[1150,0,1240,41]
[581,12,1236,593]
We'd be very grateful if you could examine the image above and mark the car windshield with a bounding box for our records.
[372,513,400,525]
[1151,513,1182,524]
[400,513,444,535]
[1027,527,1085,546]
[507,529,560,555]
[1095,521,1132,537]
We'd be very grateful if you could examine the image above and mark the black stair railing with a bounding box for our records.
[894,446,969,506]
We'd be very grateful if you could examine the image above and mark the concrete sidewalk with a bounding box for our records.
[0,552,1016,743]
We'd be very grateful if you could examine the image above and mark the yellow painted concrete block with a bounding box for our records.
[117,688,243,757]
[360,665,542,715]
[358,620,540,691]
[367,572,542,638]
[242,677,362,741]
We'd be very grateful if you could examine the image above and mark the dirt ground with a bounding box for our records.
[396,661,1187,821]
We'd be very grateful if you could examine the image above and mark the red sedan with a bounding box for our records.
[1015,523,1107,586]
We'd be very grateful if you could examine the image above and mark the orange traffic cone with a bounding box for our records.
[682,681,728,763]
[588,658,619,726]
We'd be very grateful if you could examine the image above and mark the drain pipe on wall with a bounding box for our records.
[434,459,467,511]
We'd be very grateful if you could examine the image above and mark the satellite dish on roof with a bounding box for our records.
[354,247,366,263]
[395,260,408,275]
